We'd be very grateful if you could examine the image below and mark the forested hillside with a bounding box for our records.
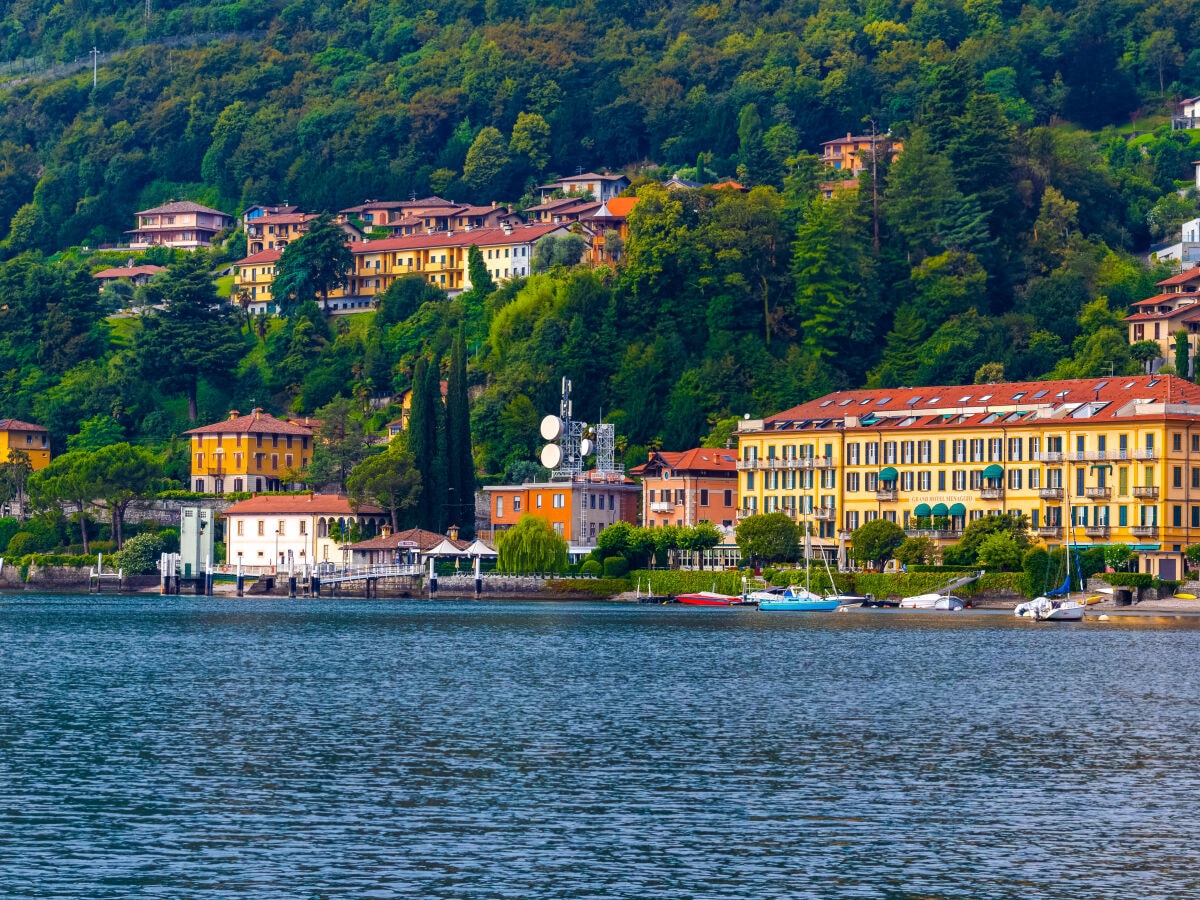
[0,0,1198,484]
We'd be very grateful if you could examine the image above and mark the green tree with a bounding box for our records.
[309,398,368,492]
[132,253,246,421]
[67,415,125,452]
[80,443,165,548]
[111,531,165,575]
[272,213,353,315]
[27,451,95,552]
[735,512,800,565]
[0,450,33,523]
[1175,330,1191,381]
[509,112,551,173]
[849,519,905,570]
[346,443,422,532]
[679,521,722,569]
[445,327,474,537]
[943,513,1030,565]
[466,245,495,297]
[895,536,936,566]
[463,126,510,192]
[496,514,568,573]
[408,356,445,530]
[532,234,588,272]
[976,531,1022,571]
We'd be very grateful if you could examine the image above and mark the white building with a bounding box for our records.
[223,494,386,571]
[1153,216,1200,271]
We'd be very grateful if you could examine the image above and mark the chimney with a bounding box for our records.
[229,410,240,420]
[447,525,460,541]
[381,525,392,538]
[252,408,262,420]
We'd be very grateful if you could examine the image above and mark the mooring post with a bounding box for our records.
[429,555,437,598]
[474,555,482,599]
[236,560,244,597]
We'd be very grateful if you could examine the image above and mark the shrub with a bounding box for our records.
[111,532,166,575]
[1022,547,1051,598]
[977,532,1022,571]
[6,532,46,557]
[579,559,603,576]
[602,556,629,578]
[544,577,632,596]
[0,517,19,553]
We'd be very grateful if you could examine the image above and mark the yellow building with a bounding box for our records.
[185,409,314,495]
[0,418,51,470]
[735,375,1200,580]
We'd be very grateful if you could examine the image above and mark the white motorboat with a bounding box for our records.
[1014,595,1084,621]
[898,571,981,609]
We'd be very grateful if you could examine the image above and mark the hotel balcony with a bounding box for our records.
[905,528,962,540]
[875,488,898,502]
[1083,525,1111,539]
[1132,486,1159,500]
[735,456,832,471]
[978,487,1005,500]
[811,506,836,521]
[1131,449,1157,460]
[1084,487,1111,500]
[1034,525,1062,538]
[1130,525,1160,538]
[1033,451,1063,462]
[649,501,674,513]
[1038,487,1064,500]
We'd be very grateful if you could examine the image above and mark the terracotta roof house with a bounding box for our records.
[223,493,387,570]
[0,418,51,472]
[92,264,166,290]
[630,448,738,529]
[185,409,314,494]
[128,201,234,250]
[536,172,630,203]
[1125,269,1200,368]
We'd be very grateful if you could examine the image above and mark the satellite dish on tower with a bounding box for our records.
[580,438,593,456]
[540,444,563,468]
[540,415,563,441]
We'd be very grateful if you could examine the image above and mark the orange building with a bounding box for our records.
[185,408,314,494]
[630,448,738,528]
[483,473,640,549]
[820,133,902,176]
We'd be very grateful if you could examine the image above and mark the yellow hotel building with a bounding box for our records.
[185,409,314,495]
[735,375,1200,581]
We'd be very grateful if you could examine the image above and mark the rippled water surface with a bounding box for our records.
[2,595,1199,898]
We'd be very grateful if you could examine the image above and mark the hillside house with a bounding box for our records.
[128,201,234,250]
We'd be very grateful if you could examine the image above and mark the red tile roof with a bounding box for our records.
[186,409,314,436]
[92,265,166,279]
[136,201,231,217]
[763,375,1200,428]
[0,418,47,432]
[350,224,567,254]
[224,494,383,516]
[348,527,466,552]
[236,249,283,266]
[1156,270,1200,287]
[632,448,737,476]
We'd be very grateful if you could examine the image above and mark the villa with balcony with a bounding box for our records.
[128,201,234,250]
[631,448,738,530]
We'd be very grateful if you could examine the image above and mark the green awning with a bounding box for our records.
[931,502,949,516]
[879,466,898,481]
[949,502,967,516]
[982,464,1004,479]
[913,503,931,517]
[1130,544,1161,551]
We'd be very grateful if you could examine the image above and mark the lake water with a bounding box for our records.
[1,594,1198,898]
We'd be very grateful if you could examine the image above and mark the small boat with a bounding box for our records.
[675,591,754,607]
[899,592,964,610]
[756,586,841,612]
[1014,595,1084,621]
[1175,593,1197,600]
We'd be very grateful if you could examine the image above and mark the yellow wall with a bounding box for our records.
[737,417,1193,576]
[190,432,311,493]
[0,428,51,471]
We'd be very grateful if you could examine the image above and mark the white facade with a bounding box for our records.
[224,497,387,570]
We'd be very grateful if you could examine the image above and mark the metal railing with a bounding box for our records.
[1130,525,1159,538]
[1034,526,1062,538]
[875,489,898,502]
[1038,487,1064,499]
[1083,525,1111,538]
[1084,487,1111,499]
[1132,486,1159,499]
[978,487,1005,500]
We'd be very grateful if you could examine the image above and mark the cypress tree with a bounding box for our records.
[425,354,448,532]
[408,356,437,530]
[445,327,475,538]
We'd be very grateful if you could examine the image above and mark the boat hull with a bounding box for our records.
[1015,596,1086,621]
[675,592,753,606]
[758,598,842,612]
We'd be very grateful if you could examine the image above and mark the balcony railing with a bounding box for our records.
[811,507,836,521]
[735,457,833,471]
[1132,449,1157,460]
[649,501,674,513]
[1083,525,1111,538]
[978,487,1005,500]
[1064,450,1133,462]
[1035,525,1062,538]
[1130,525,1160,538]
[1084,487,1111,499]
[904,529,962,540]
[1032,451,1063,462]
[1132,486,1159,500]
[875,488,898,502]
[1038,487,1064,499]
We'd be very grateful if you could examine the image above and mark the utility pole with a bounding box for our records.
[90,47,99,88]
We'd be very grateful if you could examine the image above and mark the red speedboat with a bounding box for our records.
[675,591,754,606]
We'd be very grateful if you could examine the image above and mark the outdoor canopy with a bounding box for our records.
[931,502,949,516]
[949,502,967,516]
[879,466,898,481]
[982,464,1004,479]
[913,503,931,517]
